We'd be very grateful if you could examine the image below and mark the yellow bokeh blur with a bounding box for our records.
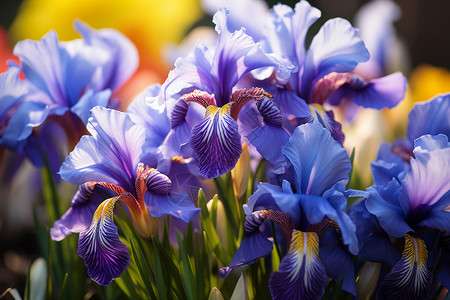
[9,0,203,80]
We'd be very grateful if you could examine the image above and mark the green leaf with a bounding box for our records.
[176,232,196,300]
[129,239,157,299]
[152,237,167,300]
[198,189,230,265]
[57,273,69,300]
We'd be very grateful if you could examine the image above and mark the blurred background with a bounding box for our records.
[0,0,449,297]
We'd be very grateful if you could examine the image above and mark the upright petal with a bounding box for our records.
[377,234,432,299]
[77,196,130,286]
[269,230,327,300]
[74,20,139,91]
[59,107,145,191]
[13,31,67,104]
[211,8,293,105]
[282,122,351,195]
[191,105,242,178]
[301,18,369,99]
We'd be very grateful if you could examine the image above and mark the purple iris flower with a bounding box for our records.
[160,7,293,179]
[361,134,450,299]
[51,106,200,286]
[246,0,406,165]
[371,93,450,185]
[220,122,365,299]
[0,20,138,173]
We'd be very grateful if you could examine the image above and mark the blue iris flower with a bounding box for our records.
[159,7,293,179]
[0,20,138,175]
[220,122,365,299]
[246,0,406,169]
[51,106,200,286]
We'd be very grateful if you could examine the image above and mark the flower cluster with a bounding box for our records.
[1,0,449,299]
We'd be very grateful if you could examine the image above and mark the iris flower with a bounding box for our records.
[51,106,200,286]
[160,7,293,179]
[246,0,406,167]
[0,21,138,172]
[371,93,449,185]
[220,122,364,299]
[362,134,450,299]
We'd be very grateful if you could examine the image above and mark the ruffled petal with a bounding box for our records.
[77,196,130,286]
[191,105,242,178]
[366,180,413,238]
[377,234,433,299]
[59,107,145,191]
[407,93,450,142]
[269,230,327,300]
[144,192,200,222]
[399,135,450,216]
[301,18,369,99]
[74,20,139,91]
[310,106,345,145]
[71,89,111,124]
[282,122,351,195]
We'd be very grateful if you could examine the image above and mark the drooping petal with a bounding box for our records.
[59,107,145,191]
[51,183,106,241]
[407,93,450,143]
[301,18,369,99]
[191,105,242,178]
[269,230,327,300]
[74,20,139,91]
[366,180,413,238]
[377,234,433,300]
[77,196,130,286]
[282,122,351,195]
[144,192,200,223]
[327,72,407,109]
[71,89,111,124]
